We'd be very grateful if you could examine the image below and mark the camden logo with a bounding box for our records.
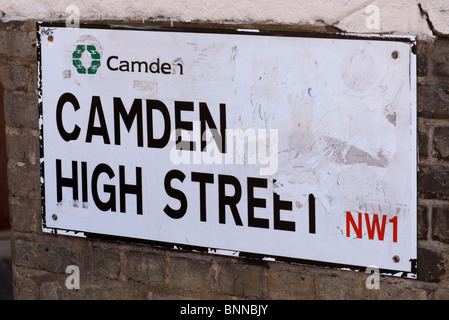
[70,35,184,76]
[72,44,101,74]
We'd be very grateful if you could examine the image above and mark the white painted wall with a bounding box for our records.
[0,0,446,37]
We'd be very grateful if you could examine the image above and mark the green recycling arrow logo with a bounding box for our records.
[72,44,101,74]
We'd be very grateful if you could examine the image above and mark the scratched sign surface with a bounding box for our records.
[38,24,417,273]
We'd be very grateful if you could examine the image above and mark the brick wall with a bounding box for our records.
[416,38,449,286]
[3,20,449,300]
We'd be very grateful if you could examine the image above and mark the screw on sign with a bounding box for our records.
[72,45,101,74]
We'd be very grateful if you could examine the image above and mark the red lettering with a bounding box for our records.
[345,211,398,243]
[389,216,398,243]
[365,213,387,240]
[346,211,362,238]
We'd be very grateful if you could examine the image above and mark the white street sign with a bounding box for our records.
[38,24,417,273]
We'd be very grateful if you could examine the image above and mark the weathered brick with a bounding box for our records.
[13,238,78,273]
[313,270,430,300]
[432,206,449,244]
[40,281,61,299]
[267,265,315,299]
[214,259,267,298]
[12,266,39,300]
[418,81,449,119]
[417,247,446,282]
[418,164,449,200]
[8,197,40,233]
[86,246,121,280]
[417,205,429,240]
[316,272,365,299]
[433,126,449,160]
[417,40,428,77]
[168,255,213,293]
[5,126,39,165]
[417,124,428,159]
[35,271,152,300]
[6,160,40,200]
[0,64,34,92]
[433,39,449,77]
[375,281,430,300]
[3,91,39,129]
[148,287,235,300]
[124,250,166,286]
[0,28,36,60]
[8,166,40,202]
[435,286,449,299]
[60,276,152,300]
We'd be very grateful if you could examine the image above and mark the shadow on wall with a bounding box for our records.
[0,82,9,231]
[0,82,12,300]
[0,229,12,300]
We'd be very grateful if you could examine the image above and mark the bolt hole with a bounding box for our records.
[48,35,54,43]
[52,214,58,221]
[392,255,400,263]
[391,50,399,60]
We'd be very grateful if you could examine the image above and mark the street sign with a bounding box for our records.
[38,23,417,274]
